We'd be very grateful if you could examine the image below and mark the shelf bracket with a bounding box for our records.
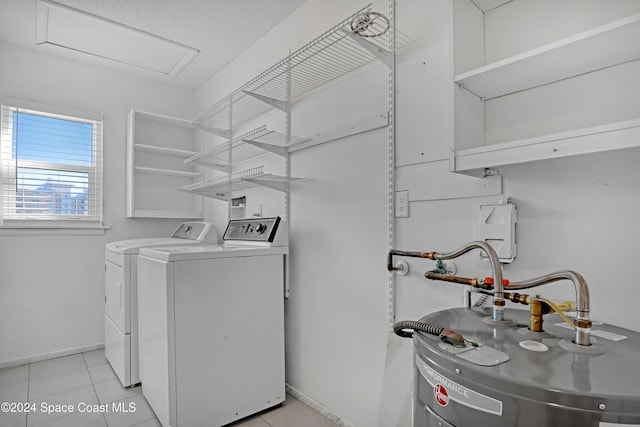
[207,192,230,201]
[202,191,230,201]
[197,125,231,138]
[341,30,393,68]
[242,139,289,157]
[186,159,231,173]
[203,163,231,173]
[179,187,229,201]
[242,90,287,112]
[242,178,288,193]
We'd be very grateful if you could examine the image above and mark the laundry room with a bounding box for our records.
[1,0,639,426]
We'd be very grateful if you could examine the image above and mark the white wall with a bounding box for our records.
[0,42,197,365]
[196,1,391,426]
[392,1,640,425]
[199,1,640,426]
[3,0,638,424]
[393,0,640,331]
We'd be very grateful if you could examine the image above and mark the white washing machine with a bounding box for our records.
[104,222,218,387]
[137,217,288,427]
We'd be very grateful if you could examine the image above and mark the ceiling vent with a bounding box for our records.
[35,0,199,77]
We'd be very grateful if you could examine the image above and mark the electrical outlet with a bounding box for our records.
[395,190,409,218]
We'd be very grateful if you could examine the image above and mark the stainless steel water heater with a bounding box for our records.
[413,307,640,427]
[388,242,640,427]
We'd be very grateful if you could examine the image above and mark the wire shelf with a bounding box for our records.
[184,125,308,170]
[182,5,409,204]
[181,166,303,200]
[192,4,412,127]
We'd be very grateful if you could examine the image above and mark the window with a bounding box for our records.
[0,105,103,227]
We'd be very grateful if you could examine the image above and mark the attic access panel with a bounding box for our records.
[35,0,198,77]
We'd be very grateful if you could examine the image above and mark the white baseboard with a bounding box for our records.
[285,383,356,427]
[0,343,105,369]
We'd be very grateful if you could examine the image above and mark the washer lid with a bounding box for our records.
[106,238,202,254]
[139,243,288,262]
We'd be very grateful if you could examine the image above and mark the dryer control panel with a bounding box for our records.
[223,217,286,245]
[171,222,217,242]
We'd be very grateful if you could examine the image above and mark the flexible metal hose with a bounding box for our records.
[506,271,589,316]
[394,320,444,338]
[394,320,466,347]
[505,270,592,346]
[429,241,506,322]
[388,242,505,322]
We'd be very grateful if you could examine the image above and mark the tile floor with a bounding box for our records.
[0,349,336,427]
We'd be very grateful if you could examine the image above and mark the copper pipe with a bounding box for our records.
[439,328,466,348]
[387,249,435,271]
[425,271,478,287]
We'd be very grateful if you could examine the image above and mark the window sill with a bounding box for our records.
[0,224,111,236]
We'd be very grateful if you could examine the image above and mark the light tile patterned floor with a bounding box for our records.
[0,349,336,427]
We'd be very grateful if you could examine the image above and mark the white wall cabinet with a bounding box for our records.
[450,0,640,176]
[126,110,204,218]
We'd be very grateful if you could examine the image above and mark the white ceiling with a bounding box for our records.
[0,0,309,89]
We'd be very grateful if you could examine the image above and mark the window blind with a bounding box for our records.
[0,105,103,227]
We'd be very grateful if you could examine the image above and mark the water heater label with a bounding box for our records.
[417,358,503,416]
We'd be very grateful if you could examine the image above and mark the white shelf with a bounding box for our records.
[454,12,640,100]
[134,166,201,178]
[241,128,309,157]
[127,109,204,219]
[182,6,401,215]
[192,4,411,127]
[184,126,309,170]
[135,144,198,158]
[453,119,640,175]
[181,167,303,201]
[135,110,229,137]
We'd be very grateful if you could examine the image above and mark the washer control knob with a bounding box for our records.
[256,223,267,234]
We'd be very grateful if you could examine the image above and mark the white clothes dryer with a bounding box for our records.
[104,222,217,387]
[137,217,287,427]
